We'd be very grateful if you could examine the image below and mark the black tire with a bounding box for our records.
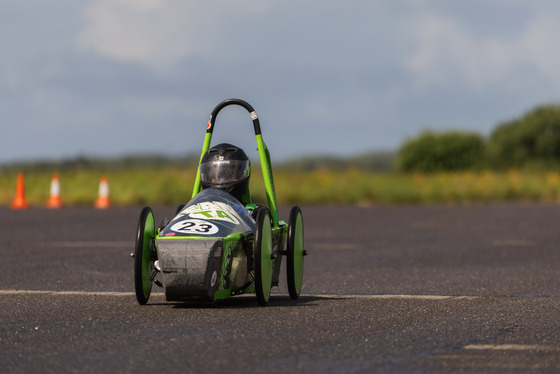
[134,207,156,305]
[254,207,273,306]
[287,206,304,300]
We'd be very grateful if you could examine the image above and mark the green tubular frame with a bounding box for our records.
[191,99,280,227]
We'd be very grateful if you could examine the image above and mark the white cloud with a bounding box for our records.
[6,0,560,162]
[76,0,272,69]
[519,14,560,83]
[405,13,470,87]
[77,0,194,68]
[405,9,560,91]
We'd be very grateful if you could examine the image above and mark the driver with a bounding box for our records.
[199,143,251,204]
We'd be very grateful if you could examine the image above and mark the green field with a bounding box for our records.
[2,167,560,207]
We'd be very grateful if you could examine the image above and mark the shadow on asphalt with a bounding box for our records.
[141,294,340,309]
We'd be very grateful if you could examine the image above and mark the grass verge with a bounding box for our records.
[2,168,560,207]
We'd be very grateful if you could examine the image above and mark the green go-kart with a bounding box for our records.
[133,98,306,306]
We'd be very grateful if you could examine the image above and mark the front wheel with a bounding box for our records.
[134,207,156,305]
[287,206,304,300]
[254,207,273,306]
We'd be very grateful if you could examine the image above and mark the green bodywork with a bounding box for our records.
[189,101,288,301]
[139,99,303,305]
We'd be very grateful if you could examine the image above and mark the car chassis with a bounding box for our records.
[133,98,306,306]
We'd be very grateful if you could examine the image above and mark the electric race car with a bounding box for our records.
[133,98,306,306]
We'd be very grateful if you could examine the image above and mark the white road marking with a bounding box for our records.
[318,294,479,300]
[309,243,360,250]
[0,290,136,296]
[492,239,535,247]
[464,344,559,352]
[0,290,476,300]
[2,290,555,355]
[44,242,133,248]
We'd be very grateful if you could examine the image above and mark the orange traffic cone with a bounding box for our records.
[94,175,111,209]
[11,172,29,210]
[46,173,62,208]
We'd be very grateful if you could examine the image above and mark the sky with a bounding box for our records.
[3,0,560,163]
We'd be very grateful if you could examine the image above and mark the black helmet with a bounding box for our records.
[200,143,251,202]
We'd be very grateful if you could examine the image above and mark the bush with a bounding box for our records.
[486,105,560,169]
[397,131,485,172]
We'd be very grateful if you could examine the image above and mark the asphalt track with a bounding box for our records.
[1,204,559,373]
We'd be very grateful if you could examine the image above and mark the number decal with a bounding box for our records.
[198,224,213,233]
[180,222,195,230]
[170,219,219,235]
[180,201,241,224]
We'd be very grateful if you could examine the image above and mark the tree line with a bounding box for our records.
[397,104,560,172]
[3,103,560,174]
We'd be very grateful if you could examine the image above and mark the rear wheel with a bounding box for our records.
[134,207,156,305]
[254,207,273,306]
[287,206,304,300]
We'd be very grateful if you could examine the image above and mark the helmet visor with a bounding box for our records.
[200,159,250,187]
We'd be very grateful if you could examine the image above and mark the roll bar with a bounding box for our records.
[192,99,280,226]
